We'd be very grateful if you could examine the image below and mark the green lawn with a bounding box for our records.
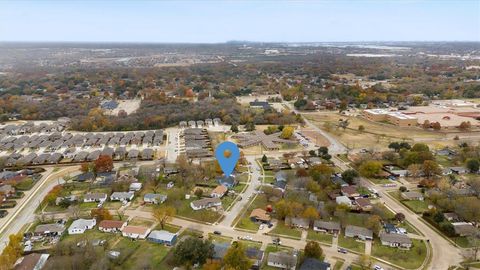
[372,239,427,269]
[333,260,344,270]
[208,233,233,244]
[78,202,98,210]
[119,241,171,270]
[233,183,247,193]
[234,194,268,231]
[14,177,35,190]
[269,222,302,239]
[237,240,262,249]
[337,234,365,253]
[158,223,181,233]
[403,200,429,214]
[222,194,239,210]
[307,230,333,245]
[173,198,221,223]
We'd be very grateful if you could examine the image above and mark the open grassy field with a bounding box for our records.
[337,234,365,253]
[269,221,302,239]
[403,200,430,214]
[307,230,333,245]
[372,239,427,269]
[235,194,268,231]
[304,113,446,150]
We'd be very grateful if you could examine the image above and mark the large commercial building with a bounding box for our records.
[363,109,418,127]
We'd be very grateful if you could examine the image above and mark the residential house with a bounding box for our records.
[452,222,477,236]
[287,217,310,229]
[345,225,373,240]
[34,223,65,237]
[355,197,373,212]
[313,221,341,235]
[83,193,107,203]
[144,193,167,204]
[0,185,15,197]
[121,225,150,239]
[68,219,96,234]
[250,208,271,223]
[98,220,126,233]
[443,212,460,222]
[147,230,177,246]
[190,197,222,210]
[401,191,424,201]
[299,258,331,270]
[336,196,352,207]
[379,232,412,249]
[13,253,50,270]
[218,175,238,188]
[267,251,297,270]
[213,242,230,260]
[341,185,359,198]
[245,247,264,270]
[274,171,288,192]
[74,172,95,182]
[210,185,228,198]
[110,192,134,202]
[129,182,142,192]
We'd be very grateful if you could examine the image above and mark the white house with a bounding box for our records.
[144,193,167,204]
[267,252,297,270]
[121,225,150,239]
[83,193,107,203]
[336,196,352,207]
[110,191,134,202]
[68,219,96,234]
[190,198,222,210]
[129,182,142,192]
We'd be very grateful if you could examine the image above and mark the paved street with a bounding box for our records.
[0,166,79,252]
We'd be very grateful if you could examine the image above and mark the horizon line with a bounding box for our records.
[1,40,480,44]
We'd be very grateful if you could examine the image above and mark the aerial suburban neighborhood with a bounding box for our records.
[0,1,479,270]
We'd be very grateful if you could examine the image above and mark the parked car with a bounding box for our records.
[373,265,384,270]
[337,248,348,254]
[213,231,222,235]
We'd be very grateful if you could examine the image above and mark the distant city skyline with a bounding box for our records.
[0,0,479,43]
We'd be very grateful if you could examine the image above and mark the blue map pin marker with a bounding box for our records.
[215,141,240,176]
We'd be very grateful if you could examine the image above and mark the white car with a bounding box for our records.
[373,265,384,270]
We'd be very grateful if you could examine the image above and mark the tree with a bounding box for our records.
[318,146,329,156]
[458,121,471,131]
[90,208,112,222]
[399,186,407,192]
[261,154,268,163]
[357,255,372,270]
[366,215,382,235]
[304,241,323,259]
[280,126,294,139]
[0,233,23,270]
[358,161,382,178]
[302,206,319,222]
[431,122,441,130]
[222,242,252,270]
[358,125,365,132]
[244,122,255,131]
[422,120,431,129]
[173,238,214,267]
[230,124,239,133]
[466,158,480,173]
[153,206,176,230]
[94,155,113,173]
[411,143,430,152]
[194,188,204,199]
[341,169,359,184]
[80,162,93,173]
[202,260,222,270]
[395,213,406,223]
[422,160,441,178]
[275,200,291,220]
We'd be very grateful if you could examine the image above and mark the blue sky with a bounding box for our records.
[0,1,478,42]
